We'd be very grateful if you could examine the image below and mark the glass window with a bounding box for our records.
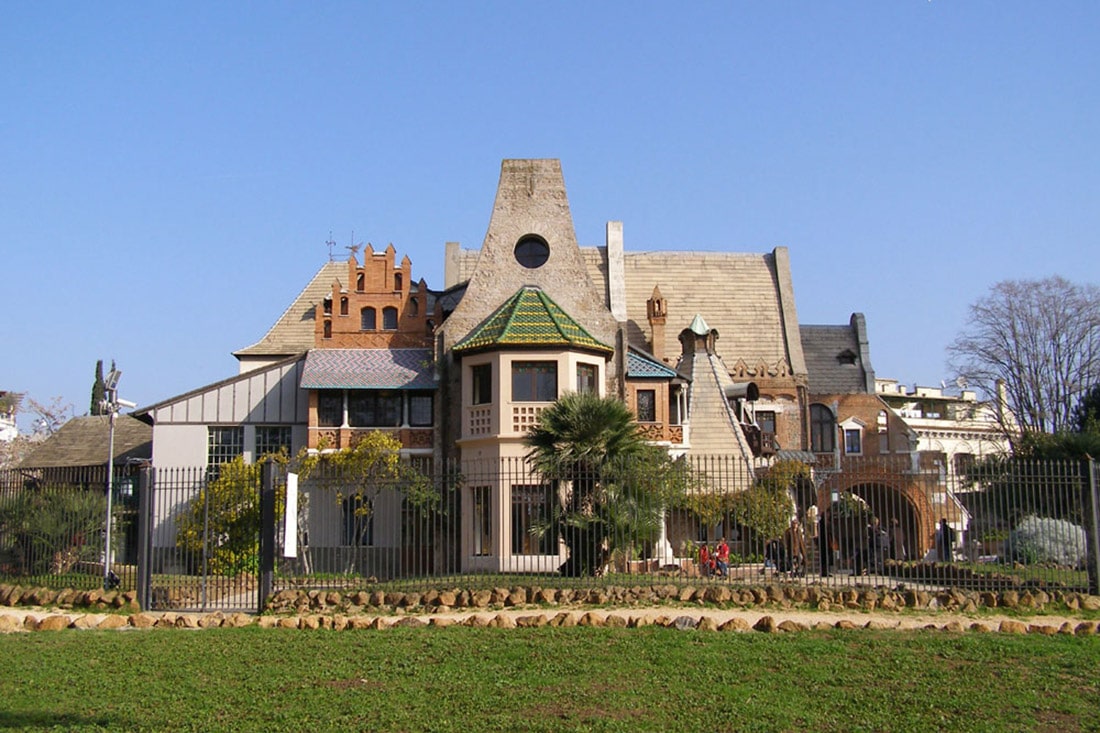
[576,363,598,394]
[409,393,433,427]
[356,273,364,291]
[348,391,402,427]
[255,426,291,457]
[810,404,836,453]
[382,306,398,330]
[511,484,555,554]
[472,364,492,405]
[340,297,348,316]
[844,428,862,455]
[394,273,403,291]
[360,307,376,330]
[757,410,776,435]
[512,362,557,402]
[323,320,332,339]
[514,235,550,269]
[473,486,491,556]
[343,495,373,546]
[318,391,344,427]
[636,389,656,422]
[207,427,243,466]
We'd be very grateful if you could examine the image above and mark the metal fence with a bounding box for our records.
[2,455,1098,613]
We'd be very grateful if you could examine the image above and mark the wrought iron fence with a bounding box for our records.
[2,455,1098,613]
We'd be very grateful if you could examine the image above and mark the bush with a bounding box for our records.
[1005,516,1087,568]
[0,488,106,577]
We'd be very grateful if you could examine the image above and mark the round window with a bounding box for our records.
[514,235,550,269]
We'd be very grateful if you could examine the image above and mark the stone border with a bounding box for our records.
[2,609,1098,636]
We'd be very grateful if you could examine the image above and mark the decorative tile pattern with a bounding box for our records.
[453,287,612,355]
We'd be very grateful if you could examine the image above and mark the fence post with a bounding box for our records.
[1087,459,1099,596]
[259,460,276,612]
[136,465,153,611]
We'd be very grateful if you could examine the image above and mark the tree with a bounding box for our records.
[524,391,686,577]
[947,276,1100,438]
[1071,383,1100,435]
[90,360,106,416]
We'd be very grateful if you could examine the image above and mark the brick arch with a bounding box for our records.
[817,470,939,559]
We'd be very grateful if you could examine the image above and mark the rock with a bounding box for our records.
[1027,624,1058,636]
[604,614,628,628]
[777,620,807,632]
[719,617,751,632]
[277,617,300,629]
[670,616,698,630]
[392,617,426,628]
[1074,621,1097,636]
[428,617,455,628]
[129,613,158,629]
[999,620,1027,634]
[942,621,964,633]
[753,616,777,633]
[463,615,491,627]
[1000,591,1019,608]
[0,615,25,633]
[578,612,603,627]
[696,616,719,632]
[1081,595,1100,612]
[489,614,516,629]
[549,612,577,628]
[36,615,71,631]
[834,620,858,630]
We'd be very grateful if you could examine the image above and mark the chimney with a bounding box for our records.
[646,285,667,361]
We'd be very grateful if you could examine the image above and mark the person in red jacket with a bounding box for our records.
[714,537,730,578]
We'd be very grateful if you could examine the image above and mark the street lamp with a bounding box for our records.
[101,368,128,591]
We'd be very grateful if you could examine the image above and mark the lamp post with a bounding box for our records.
[102,368,122,590]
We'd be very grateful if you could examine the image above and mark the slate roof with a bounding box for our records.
[453,286,613,355]
[300,349,437,389]
[18,415,152,469]
[800,314,875,395]
[234,261,345,359]
[626,349,681,380]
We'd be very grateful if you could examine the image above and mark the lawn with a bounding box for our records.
[2,626,1098,732]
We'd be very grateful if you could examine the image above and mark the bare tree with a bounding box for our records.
[947,276,1100,437]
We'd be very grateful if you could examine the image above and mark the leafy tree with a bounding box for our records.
[0,487,106,577]
[947,276,1100,438]
[90,360,106,416]
[730,460,807,551]
[1071,383,1100,435]
[524,391,687,577]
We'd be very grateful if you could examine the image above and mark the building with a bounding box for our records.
[135,159,1012,573]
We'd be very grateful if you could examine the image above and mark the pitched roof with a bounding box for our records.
[300,349,437,389]
[453,286,613,355]
[626,349,681,380]
[234,261,345,359]
[800,314,875,395]
[18,415,152,469]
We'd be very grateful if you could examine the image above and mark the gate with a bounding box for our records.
[136,464,264,613]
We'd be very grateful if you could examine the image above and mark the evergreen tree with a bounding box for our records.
[90,360,106,416]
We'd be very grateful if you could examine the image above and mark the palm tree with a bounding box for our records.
[525,391,674,576]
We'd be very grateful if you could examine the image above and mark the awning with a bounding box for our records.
[300,348,436,389]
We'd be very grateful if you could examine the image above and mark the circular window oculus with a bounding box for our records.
[514,235,550,269]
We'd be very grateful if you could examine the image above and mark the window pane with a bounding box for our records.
[511,484,555,554]
[845,428,862,454]
[810,404,835,453]
[382,307,398,330]
[318,392,343,427]
[360,308,376,330]
[636,390,656,422]
[512,362,557,402]
[348,391,401,427]
[409,393,433,426]
[473,486,492,556]
[576,363,598,394]
[207,427,243,466]
[255,426,291,457]
[472,364,492,405]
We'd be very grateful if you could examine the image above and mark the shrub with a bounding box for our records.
[1005,515,1087,568]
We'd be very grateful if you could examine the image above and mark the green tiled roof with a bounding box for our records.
[453,287,613,355]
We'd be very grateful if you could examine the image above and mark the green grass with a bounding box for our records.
[1,627,1098,732]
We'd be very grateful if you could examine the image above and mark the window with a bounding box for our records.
[322,297,332,316]
[837,350,858,366]
[810,404,836,453]
[511,484,555,554]
[756,410,776,435]
[343,495,373,546]
[636,389,656,422]
[340,297,349,316]
[954,452,975,477]
[207,427,243,467]
[513,235,550,269]
[360,307,376,330]
[576,363,598,394]
[348,391,401,427]
[512,362,557,402]
[356,273,364,291]
[409,297,418,317]
[317,391,344,427]
[394,273,403,291]
[844,428,862,455]
[256,426,292,457]
[409,393,433,427]
[323,320,332,339]
[472,364,492,405]
[473,486,492,556]
[879,431,889,453]
[382,306,398,330]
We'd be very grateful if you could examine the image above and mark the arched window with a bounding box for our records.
[360,307,376,330]
[393,273,403,291]
[382,306,398,330]
[340,297,349,316]
[356,273,364,292]
[810,404,836,453]
[323,320,332,339]
[322,297,332,316]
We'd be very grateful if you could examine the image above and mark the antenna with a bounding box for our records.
[345,230,363,259]
[325,232,336,261]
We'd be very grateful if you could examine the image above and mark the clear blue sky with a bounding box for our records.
[3,2,1098,430]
